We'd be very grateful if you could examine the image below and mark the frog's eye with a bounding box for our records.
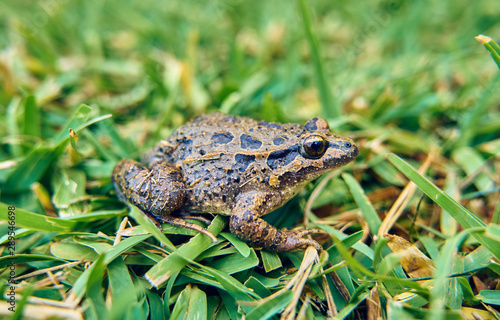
[300,134,328,159]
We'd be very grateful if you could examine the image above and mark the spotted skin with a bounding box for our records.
[112,113,359,252]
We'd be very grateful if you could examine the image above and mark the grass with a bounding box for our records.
[1,0,500,319]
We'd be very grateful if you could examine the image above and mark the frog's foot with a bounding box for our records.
[278,229,323,251]
[157,214,219,244]
[142,210,164,229]
[230,191,324,252]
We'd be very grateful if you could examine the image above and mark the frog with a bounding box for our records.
[112,113,358,252]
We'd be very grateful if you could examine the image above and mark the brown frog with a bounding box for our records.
[112,113,358,252]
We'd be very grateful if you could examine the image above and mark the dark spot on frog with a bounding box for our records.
[221,115,240,123]
[235,154,256,172]
[211,132,234,145]
[268,124,283,130]
[304,118,319,130]
[258,121,284,130]
[261,228,268,237]
[227,169,234,175]
[266,144,299,170]
[240,134,262,150]
[273,137,285,146]
[182,137,193,145]
[200,150,206,155]
[222,195,227,202]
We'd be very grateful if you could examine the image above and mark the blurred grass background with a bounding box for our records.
[1,0,500,319]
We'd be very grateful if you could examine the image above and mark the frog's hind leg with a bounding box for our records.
[112,159,218,243]
[112,159,186,214]
[230,191,324,252]
[155,214,219,243]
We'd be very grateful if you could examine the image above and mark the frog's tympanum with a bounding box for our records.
[112,113,358,252]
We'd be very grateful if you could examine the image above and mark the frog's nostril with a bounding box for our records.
[351,144,359,158]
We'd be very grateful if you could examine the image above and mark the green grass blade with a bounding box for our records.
[245,290,293,320]
[187,286,208,319]
[52,104,90,145]
[342,173,382,235]
[456,72,500,148]
[85,255,108,320]
[145,215,226,288]
[170,284,190,320]
[476,35,500,69]
[220,232,251,258]
[197,264,259,301]
[0,202,77,232]
[107,258,137,312]
[3,145,63,191]
[104,234,152,264]
[244,277,272,298]
[0,254,66,268]
[260,250,282,272]
[51,242,100,261]
[209,248,259,274]
[428,231,469,320]
[387,154,500,259]
[451,147,493,192]
[23,95,41,138]
[6,96,22,158]
[128,206,176,251]
[475,290,500,305]
[70,254,106,303]
[334,291,369,320]
[298,0,339,117]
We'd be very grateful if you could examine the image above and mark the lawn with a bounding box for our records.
[1,0,500,319]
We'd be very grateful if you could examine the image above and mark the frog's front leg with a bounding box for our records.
[230,191,322,252]
[112,159,218,242]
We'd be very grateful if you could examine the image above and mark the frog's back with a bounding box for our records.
[145,113,306,214]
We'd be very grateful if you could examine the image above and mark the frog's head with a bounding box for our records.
[267,117,358,190]
[298,117,358,176]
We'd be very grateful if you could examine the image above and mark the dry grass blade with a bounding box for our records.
[385,234,435,279]
[281,246,318,320]
[12,261,83,282]
[0,300,84,320]
[240,246,318,310]
[304,171,340,229]
[367,286,382,320]
[318,264,338,317]
[113,216,129,245]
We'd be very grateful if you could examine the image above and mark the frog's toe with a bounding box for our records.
[293,228,326,238]
[156,214,219,244]
[281,232,322,251]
